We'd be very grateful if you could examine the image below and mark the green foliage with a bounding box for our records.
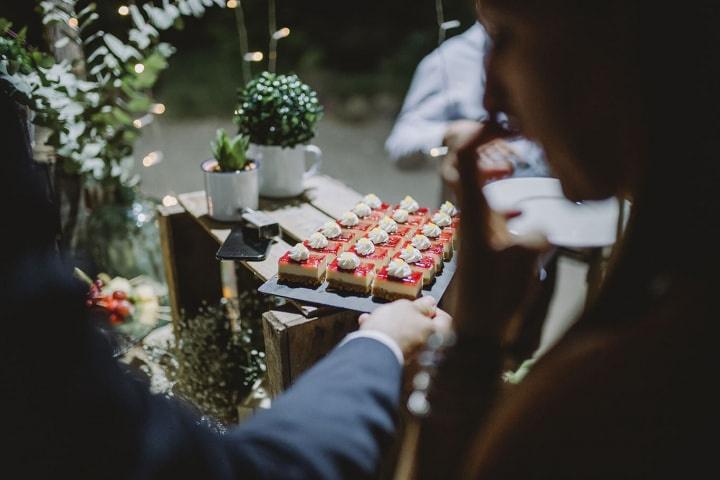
[211,128,250,172]
[235,72,323,148]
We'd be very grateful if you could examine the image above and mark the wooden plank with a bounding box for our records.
[178,190,333,243]
[262,309,294,397]
[177,191,291,282]
[304,175,363,219]
[157,203,185,329]
[285,310,359,381]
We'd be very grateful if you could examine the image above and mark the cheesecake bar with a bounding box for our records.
[304,232,343,262]
[278,244,329,287]
[395,246,437,286]
[326,253,377,295]
[372,259,424,301]
[318,221,359,252]
[422,222,453,260]
[349,237,392,270]
[366,227,404,255]
[406,235,444,272]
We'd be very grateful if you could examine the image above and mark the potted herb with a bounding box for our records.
[202,129,258,222]
[235,72,323,198]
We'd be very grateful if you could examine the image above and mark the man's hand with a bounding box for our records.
[358,296,452,359]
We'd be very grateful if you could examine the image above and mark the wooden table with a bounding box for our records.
[158,175,367,397]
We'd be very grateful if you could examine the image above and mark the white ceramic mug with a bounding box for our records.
[202,159,259,222]
[251,144,322,198]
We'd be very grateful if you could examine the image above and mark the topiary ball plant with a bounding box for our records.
[234,72,323,148]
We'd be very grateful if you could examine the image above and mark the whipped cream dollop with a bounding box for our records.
[289,243,310,262]
[320,221,342,239]
[352,202,373,218]
[307,232,329,249]
[412,234,432,251]
[440,200,457,217]
[339,211,360,227]
[337,252,361,270]
[422,222,442,238]
[400,195,419,213]
[363,193,382,209]
[379,216,398,233]
[355,237,376,256]
[399,246,423,264]
[392,208,409,223]
[387,259,412,278]
[432,211,452,227]
[368,227,389,244]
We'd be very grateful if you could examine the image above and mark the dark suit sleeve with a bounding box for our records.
[223,337,403,479]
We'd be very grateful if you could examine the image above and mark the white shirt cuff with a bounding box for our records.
[337,330,404,365]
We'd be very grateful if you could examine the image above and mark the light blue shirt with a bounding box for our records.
[385,23,548,177]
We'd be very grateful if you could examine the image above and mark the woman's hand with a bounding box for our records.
[358,296,452,359]
[451,121,551,340]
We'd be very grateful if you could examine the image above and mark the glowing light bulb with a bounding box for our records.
[272,27,290,40]
[118,5,130,16]
[133,119,142,128]
[243,51,264,62]
[134,63,145,74]
[142,151,163,167]
[226,0,237,8]
[150,103,166,115]
[67,17,79,28]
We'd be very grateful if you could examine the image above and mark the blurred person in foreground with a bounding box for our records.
[0,88,450,479]
[385,21,548,182]
[373,0,720,477]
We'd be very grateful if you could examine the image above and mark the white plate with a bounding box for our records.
[482,177,620,248]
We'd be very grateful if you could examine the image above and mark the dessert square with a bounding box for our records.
[327,258,377,295]
[364,231,405,255]
[278,251,329,287]
[349,243,392,269]
[303,240,343,261]
[373,265,424,301]
[394,248,437,287]
[403,240,444,273]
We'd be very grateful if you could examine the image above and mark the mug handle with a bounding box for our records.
[304,145,322,179]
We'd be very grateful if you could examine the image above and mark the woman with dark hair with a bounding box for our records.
[371,0,720,477]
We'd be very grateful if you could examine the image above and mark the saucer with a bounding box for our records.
[482,177,620,248]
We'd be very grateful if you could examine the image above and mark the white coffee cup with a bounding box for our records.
[251,144,322,198]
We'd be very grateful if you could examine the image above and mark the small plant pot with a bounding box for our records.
[202,159,259,222]
[251,143,322,198]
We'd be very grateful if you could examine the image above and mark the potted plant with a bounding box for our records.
[234,72,324,198]
[202,129,258,222]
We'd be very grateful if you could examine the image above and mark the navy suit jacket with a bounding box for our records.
[1,88,402,479]
[4,259,401,480]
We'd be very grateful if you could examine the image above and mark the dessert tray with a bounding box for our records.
[259,194,460,313]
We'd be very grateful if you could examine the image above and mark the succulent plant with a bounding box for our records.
[211,128,251,172]
[234,71,323,148]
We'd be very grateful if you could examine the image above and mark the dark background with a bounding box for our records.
[3,0,476,117]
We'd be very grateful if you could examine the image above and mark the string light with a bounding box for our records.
[226,0,238,8]
[133,114,154,129]
[142,151,163,167]
[243,51,264,62]
[430,146,449,157]
[162,195,178,207]
[134,63,145,73]
[272,27,290,40]
[150,103,166,115]
[67,17,79,28]
[118,5,130,16]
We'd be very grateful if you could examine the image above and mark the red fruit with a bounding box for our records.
[112,290,128,300]
[114,301,131,318]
